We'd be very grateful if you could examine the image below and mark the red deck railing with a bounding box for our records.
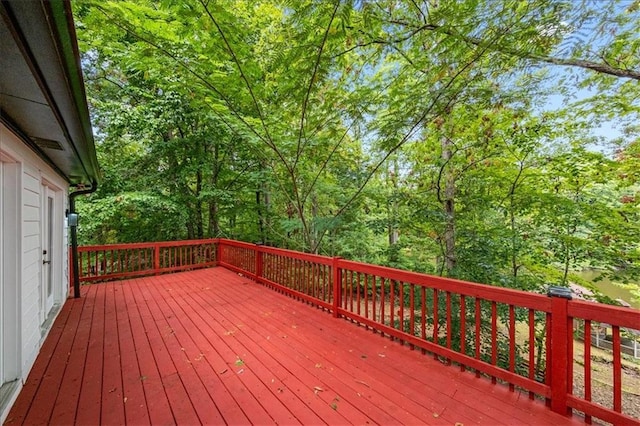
[73,238,640,424]
[72,239,217,283]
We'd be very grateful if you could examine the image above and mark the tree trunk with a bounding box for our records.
[195,169,204,239]
[387,156,400,264]
[310,193,319,254]
[256,160,271,244]
[186,218,195,240]
[208,202,219,237]
[208,143,220,237]
[442,135,456,275]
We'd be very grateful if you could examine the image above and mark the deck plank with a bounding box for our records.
[21,292,85,425]
[115,281,151,425]
[48,285,97,424]
[196,277,437,425]
[216,274,483,425]
[155,275,343,425]
[3,294,76,425]
[5,267,586,426]
[129,279,200,425]
[148,275,289,425]
[120,279,174,425]
[101,284,126,425]
[75,283,106,425]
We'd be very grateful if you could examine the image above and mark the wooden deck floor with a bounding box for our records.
[5,267,584,425]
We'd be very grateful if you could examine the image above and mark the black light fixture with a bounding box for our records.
[66,209,79,227]
[68,212,79,227]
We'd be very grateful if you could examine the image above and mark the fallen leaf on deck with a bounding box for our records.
[455,423,464,426]
[315,363,322,368]
[224,330,235,336]
[123,397,128,403]
[140,376,147,381]
[235,358,244,366]
[109,387,117,393]
[219,368,228,374]
[237,369,244,374]
[330,402,338,410]
[433,413,439,418]
[378,353,386,358]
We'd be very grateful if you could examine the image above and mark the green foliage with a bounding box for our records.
[76,192,186,244]
[73,0,639,306]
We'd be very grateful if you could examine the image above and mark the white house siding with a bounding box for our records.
[0,123,69,421]
[22,164,44,373]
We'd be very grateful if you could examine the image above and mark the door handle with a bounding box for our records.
[43,260,51,265]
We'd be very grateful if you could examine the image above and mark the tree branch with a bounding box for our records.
[294,1,340,171]
[311,40,492,252]
[197,0,279,148]
[359,17,640,81]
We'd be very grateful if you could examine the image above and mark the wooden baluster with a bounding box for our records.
[460,295,466,371]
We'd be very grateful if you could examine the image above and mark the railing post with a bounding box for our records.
[255,243,263,282]
[547,286,572,416]
[154,243,160,275]
[332,257,342,318]
[216,240,223,265]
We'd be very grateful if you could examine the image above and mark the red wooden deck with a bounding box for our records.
[5,267,584,425]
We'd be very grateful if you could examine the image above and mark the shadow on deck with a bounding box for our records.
[5,267,584,425]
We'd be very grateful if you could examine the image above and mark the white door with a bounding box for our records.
[1,157,20,387]
[1,160,4,384]
[42,187,55,317]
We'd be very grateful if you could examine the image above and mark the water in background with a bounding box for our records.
[577,270,640,310]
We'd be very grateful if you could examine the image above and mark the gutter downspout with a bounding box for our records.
[69,181,98,298]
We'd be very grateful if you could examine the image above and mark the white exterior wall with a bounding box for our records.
[0,123,69,422]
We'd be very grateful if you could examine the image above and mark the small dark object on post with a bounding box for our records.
[67,212,79,227]
[547,286,572,300]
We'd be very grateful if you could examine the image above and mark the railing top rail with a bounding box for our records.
[260,245,334,265]
[568,299,640,329]
[338,258,553,312]
[78,238,219,252]
[155,238,218,248]
[217,239,334,265]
